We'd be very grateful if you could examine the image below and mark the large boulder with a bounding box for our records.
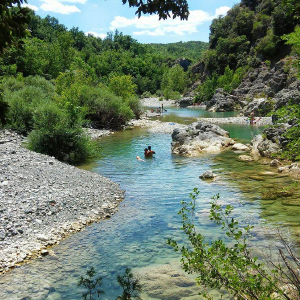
[243,98,274,116]
[206,89,237,112]
[176,97,193,107]
[251,125,289,158]
[171,121,235,156]
[274,80,300,110]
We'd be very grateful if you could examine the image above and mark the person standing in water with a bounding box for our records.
[144,146,155,157]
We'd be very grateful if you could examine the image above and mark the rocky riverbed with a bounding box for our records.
[198,116,272,125]
[0,129,124,274]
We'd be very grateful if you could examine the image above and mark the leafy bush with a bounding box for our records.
[141,91,152,98]
[82,86,135,129]
[194,66,246,104]
[255,29,279,59]
[27,102,90,163]
[2,76,56,133]
[108,74,137,100]
[168,189,300,299]
[5,92,34,133]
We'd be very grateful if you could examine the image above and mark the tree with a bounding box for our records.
[122,0,189,20]
[108,74,137,100]
[0,1,31,53]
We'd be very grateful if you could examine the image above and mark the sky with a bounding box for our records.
[23,0,238,44]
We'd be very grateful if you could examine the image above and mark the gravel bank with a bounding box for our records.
[0,129,124,274]
[128,118,185,134]
[140,97,176,107]
[198,116,272,126]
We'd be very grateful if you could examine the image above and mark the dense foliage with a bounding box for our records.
[0,11,207,97]
[200,0,299,76]
[194,66,248,103]
[0,0,31,53]
[149,41,208,63]
[0,72,140,162]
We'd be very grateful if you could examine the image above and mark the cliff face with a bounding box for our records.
[205,59,300,116]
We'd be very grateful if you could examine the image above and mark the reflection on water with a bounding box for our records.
[0,108,299,300]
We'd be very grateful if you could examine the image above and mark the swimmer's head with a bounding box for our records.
[136,156,140,159]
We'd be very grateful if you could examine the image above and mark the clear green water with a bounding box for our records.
[0,109,299,300]
[150,107,237,125]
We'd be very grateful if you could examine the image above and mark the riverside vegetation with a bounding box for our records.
[1,0,300,299]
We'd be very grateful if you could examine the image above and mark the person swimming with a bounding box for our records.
[136,156,144,162]
[144,146,155,157]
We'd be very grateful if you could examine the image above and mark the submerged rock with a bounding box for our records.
[171,121,235,156]
[199,170,215,180]
[238,155,254,162]
[232,143,250,151]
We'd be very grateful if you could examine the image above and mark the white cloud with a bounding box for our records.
[60,0,88,4]
[40,0,80,14]
[110,9,219,37]
[23,3,39,11]
[85,31,107,39]
[215,6,231,17]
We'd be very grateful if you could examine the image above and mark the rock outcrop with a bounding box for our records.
[206,88,239,112]
[171,121,234,156]
[176,97,194,107]
[198,59,299,117]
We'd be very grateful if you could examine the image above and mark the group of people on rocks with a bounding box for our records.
[136,145,155,162]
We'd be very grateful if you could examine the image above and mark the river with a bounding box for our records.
[0,107,299,300]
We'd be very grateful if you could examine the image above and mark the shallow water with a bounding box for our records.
[0,108,299,300]
[150,107,237,125]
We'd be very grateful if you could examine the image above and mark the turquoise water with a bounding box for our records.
[150,107,237,125]
[0,109,298,300]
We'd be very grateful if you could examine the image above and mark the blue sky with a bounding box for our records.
[24,0,238,43]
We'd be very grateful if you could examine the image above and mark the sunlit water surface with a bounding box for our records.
[0,107,299,300]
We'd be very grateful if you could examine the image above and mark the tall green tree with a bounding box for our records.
[0,0,31,53]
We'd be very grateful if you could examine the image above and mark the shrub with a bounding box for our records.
[83,86,135,129]
[141,91,152,98]
[168,189,300,299]
[0,98,9,126]
[27,102,90,163]
[5,92,35,133]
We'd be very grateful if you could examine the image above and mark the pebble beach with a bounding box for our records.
[0,130,124,274]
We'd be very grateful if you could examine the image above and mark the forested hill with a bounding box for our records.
[192,0,300,79]
[149,41,209,63]
[0,10,208,96]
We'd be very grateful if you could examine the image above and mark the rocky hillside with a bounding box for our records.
[206,59,300,116]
